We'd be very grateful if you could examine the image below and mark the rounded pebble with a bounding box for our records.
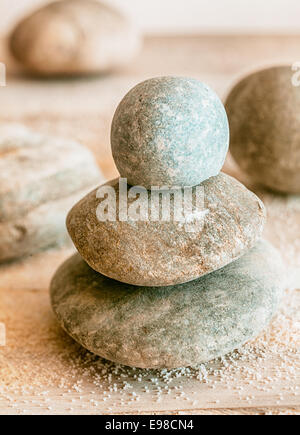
[10,0,141,76]
[0,124,103,262]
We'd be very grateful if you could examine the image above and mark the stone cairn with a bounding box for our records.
[51,77,285,369]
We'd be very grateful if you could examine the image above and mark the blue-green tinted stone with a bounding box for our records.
[111,76,229,188]
[50,241,284,369]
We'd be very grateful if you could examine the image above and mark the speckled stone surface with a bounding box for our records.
[10,0,141,76]
[50,240,284,369]
[225,66,300,194]
[67,173,265,286]
[111,77,229,188]
[0,124,103,262]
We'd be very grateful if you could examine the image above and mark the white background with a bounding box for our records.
[1,0,300,35]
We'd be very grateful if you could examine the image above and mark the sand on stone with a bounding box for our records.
[9,0,141,76]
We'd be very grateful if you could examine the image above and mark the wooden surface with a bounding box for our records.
[0,35,299,415]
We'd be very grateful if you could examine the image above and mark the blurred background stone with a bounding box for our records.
[50,240,285,369]
[0,124,104,262]
[9,0,141,77]
[9,0,141,76]
[226,66,300,194]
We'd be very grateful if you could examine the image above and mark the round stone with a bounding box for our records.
[66,173,265,286]
[10,0,141,76]
[0,124,103,262]
[50,240,284,369]
[225,66,300,194]
[111,76,229,188]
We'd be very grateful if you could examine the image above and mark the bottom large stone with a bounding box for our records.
[50,240,284,369]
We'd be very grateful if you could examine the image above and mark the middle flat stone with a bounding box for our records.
[67,173,265,286]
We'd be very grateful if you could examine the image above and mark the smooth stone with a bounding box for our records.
[225,66,300,194]
[50,240,285,369]
[0,124,103,262]
[10,0,141,76]
[111,76,229,188]
[0,188,93,262]
[67,173,266,286]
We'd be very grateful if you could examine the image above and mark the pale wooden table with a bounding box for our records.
[0,35,299,415]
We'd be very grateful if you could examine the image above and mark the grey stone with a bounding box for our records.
[67,173,266,286]
[225,66,300,194]
[10,0,141,76]
[0,188,93,262]
[111,76,229,188]
[50,240,285,369]
[0,124,103,262]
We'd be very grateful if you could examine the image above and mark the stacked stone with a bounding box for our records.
[51,77,285,369]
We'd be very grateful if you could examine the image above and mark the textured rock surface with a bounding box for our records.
[50,240,284,369]
[225,66,300,194]
[0,124,103,262]
[111,77,229,188]
[10,0,141,76]
[67,173,265,286]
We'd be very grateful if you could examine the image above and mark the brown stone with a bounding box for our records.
[10,0,141,76]
[67,173,266,286]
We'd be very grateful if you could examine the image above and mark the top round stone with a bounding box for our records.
[111,76,229,188]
